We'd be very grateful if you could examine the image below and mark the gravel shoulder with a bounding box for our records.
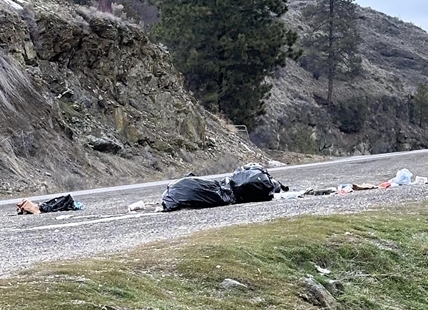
[1,152,427,277]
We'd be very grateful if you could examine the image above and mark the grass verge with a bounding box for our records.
[2,204,428,309]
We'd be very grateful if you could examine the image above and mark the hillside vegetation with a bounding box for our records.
[252,0,428,155]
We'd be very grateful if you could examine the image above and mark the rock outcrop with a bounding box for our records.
[0,0,267,197]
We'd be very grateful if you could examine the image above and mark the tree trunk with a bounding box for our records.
[327,0,335,105]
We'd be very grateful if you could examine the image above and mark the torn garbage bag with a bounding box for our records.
[161,177,235,212]
[227,163,276,203]
[272,179,289,193]
[39,194,82,213]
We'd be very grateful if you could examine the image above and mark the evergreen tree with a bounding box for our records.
[151,0,301,129]
[413,83,428,127]
[302,0,361,104]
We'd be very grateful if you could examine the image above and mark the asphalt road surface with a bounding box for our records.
[1,150,428,277]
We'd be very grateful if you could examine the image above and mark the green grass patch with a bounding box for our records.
[2,204,428,309]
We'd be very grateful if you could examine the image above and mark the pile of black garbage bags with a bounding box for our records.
[161,163,288,212]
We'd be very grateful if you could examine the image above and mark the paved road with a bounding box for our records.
[1,150,428,276]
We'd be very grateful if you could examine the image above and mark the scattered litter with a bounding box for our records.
[337,184,353,194]
[39,195,82,213]
[74,201,84,210]
[128,200,146,212]
[304,187,337,196]
[378,181,391,189]
[16,198,40,215]
[221,278,248,290]
[128,201,161,212]
[16,194,83,215]
[274,190,307,200]
[388,168,413,185]
[314,264,331,275]
[352,183,378,191]
[412,176,428,185]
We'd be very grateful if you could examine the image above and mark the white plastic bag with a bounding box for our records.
[128,200,146,212]
[388,168,413,185]
[274,191,306,200]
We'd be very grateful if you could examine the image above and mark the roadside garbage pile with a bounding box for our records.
[16,194,83,215]
[273,168,427,200]
[13,165,428,215]
[159,165,427,212]
[161,163,288,211]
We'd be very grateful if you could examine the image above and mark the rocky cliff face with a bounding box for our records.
[252,0,428,156]
[0,0,267,197]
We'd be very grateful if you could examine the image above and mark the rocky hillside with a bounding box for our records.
[0,0,270,197]
[251,0,428,156]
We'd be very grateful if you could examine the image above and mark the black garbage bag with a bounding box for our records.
[228,163,277,203]
[162,177,235,212]
[272,179,282,193]
[39,194,78,213]
[272,179,289,193]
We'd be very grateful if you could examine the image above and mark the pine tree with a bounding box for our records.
[413,83,428,127]
[302,0,361,104]
[151,0,301,130]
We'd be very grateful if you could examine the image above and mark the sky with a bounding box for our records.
[355,0,428,32]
